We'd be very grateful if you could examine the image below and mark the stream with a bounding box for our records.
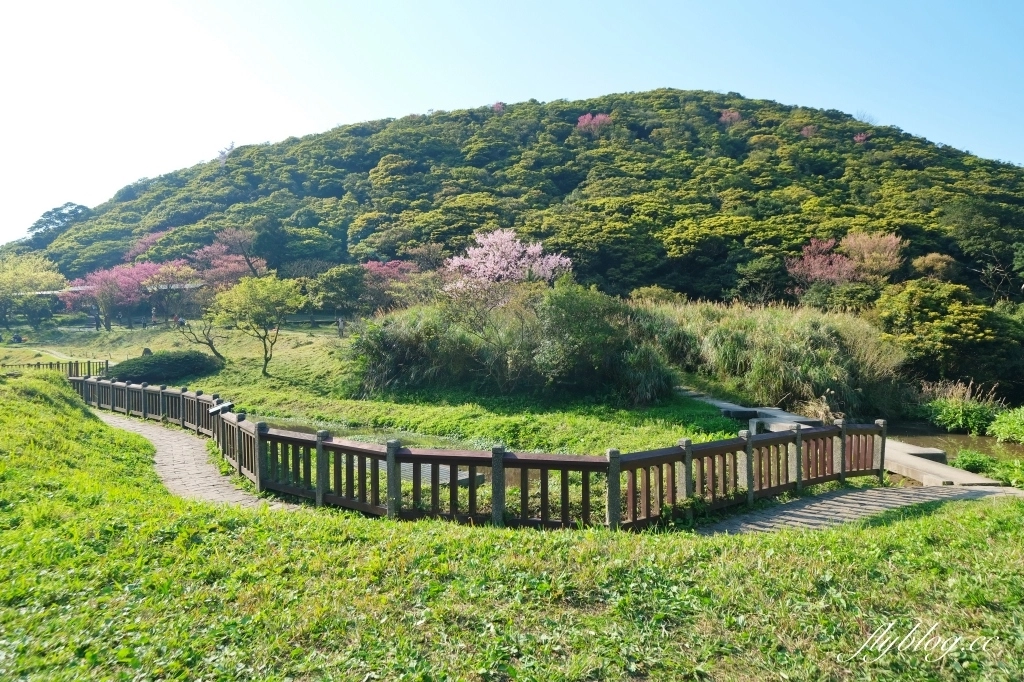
[890,422,1024,462]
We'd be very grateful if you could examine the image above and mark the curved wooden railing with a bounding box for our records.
[68,375,887,530]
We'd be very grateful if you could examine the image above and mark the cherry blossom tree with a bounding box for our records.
[577,113,611,135]
[785,238,858,288]
[800,125,817,138]
[190,242,266,291]
[444,229,571,285]
[719,109,742,124]
[62,262,162,330]
[124,229,174,262]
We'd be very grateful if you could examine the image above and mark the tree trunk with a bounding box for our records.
[103,315,112,332]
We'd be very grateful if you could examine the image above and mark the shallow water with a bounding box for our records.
[890,422,1024,462]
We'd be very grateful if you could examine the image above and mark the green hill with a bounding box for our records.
[12,89,1024,297]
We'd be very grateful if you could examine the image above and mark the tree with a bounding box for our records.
[26,202,91,249]
[307,264,366,317]
[0,254,67,328]
[62,262,161,330]
[217,227,265,277]
[838,232,905,283]
[876,278,1024,386]
[142,261,201,321]
[178,316,227,362]
[785,238,858,289]
[213,275,303,375]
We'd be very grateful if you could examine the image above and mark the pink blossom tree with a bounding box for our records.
[444,229,571,286]
[492,102,505,114]
[719,109,742,124]
[361,260,419,312]
[124,229,174,262]
[853,132,871,143]
[577,113,611,135]
[190,242,267,291]
[799,125,817,138]
[785,238,858,289]
[62,262,163,330]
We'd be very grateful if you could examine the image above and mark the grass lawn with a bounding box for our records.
[5,326,740,453]
[1,373,1023,680]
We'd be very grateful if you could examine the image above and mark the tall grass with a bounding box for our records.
[647,302,909,417]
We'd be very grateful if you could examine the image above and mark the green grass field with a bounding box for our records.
[1,373,1023,680]
[2,326,740,453]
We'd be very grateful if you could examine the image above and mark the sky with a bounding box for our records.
[1,0,1022,245]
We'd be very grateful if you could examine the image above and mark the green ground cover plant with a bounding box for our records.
[2,373,1024,680]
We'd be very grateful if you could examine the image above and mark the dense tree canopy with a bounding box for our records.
[7,89,1024,302]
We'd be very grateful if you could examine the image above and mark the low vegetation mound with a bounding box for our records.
[111,349,223,384]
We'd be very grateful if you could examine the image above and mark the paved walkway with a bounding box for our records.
[697,484,1024,535]
[93,410,297,511]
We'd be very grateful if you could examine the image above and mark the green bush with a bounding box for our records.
[111,350,223,384]
[351,280,676,405]
[951,449,1024,489]
[927,398,1002,435]
[989,407,1024,443]
[645,301,909,417]
[950,449,997,474]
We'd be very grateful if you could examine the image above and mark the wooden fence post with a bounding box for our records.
[606,448,621,530]
[740,430,754,506]
[235,412,245,476]
[386,439,401,519]
[193,390,203,434]
[794,428,804,492]
[179,388,187,428]
[255,422,268,492]
[491,445,506,527]
[874,419,887,484]
[835,418,847,484]
[315,430,329,506]
[159,385,167,419]
[140,383,148,419]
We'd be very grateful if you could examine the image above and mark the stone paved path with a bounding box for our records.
[93,410,297,511]
[697,484,1024,535]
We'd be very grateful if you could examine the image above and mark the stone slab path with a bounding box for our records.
[697,484,1024,535]
[93,410,297,511]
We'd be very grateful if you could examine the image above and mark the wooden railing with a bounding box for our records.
[2,360,108,377]
[68,376,887,531]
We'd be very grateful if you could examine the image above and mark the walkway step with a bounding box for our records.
[885,448,1002,487]
[698,485,1023,535]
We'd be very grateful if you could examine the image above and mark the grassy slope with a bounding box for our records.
[2,374,1024,680]
[9,327,740,453]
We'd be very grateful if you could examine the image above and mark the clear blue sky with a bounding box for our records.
[1,0,1022,244]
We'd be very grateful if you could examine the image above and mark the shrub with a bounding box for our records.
[646,301,908,417]
[111,350,223,384]
[950,449,996,474]
[920,381,1005,435]
[951,449,1024,489]
[988,407,1024,443]
[351,279,676,405]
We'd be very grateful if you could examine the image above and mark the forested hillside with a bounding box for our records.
[11,89,1024,299]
